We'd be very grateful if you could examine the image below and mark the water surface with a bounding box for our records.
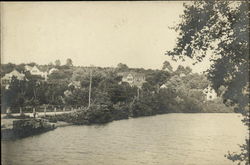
[1,113,248,165]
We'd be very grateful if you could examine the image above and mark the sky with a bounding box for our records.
[1,2,212,73]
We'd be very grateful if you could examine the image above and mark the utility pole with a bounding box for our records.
[137,88,140,100]
[88,67,93,109]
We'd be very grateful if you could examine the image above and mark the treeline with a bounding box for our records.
[1,61,233,120]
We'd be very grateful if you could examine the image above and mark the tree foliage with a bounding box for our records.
[162,61,173,72]
[66,58,73,67]
[117,63,129,72]
[55,60,61,67]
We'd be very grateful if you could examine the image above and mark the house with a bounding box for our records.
[64,90,72,97]
[68,81,81,89]
[118,72,146,88]
[160,84,167,89]
[163,67,172,73]
[48,68,58,75]
[203,85,217,101]
[1,70,25,88]
[25,65,48,81]
[25,65,33,71]
[29,66,47,77]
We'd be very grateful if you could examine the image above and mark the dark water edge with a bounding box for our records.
[42,111,239,125]
[1,119,56,141]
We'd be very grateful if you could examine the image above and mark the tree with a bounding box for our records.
[48,62,54,66]
[117,63,129,71]
[1,77,48,112]
[64,88,89,107]
[97,71,136,104]
[142,82,155,93]
[1,63,16,76]
[167,1,249,164]
[183,73,209,89]
[48,69,72,81]
[184,66,192,75]
[66,58,73,67]
[162,61,173,72]
[55,60,61,66]
[175,65,186,75]
[2,77,26,112]
[146,70,171,92]
[27,62,36,67]
[175,65,192,75]
[71,68,88,81]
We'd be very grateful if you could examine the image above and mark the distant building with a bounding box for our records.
[25,65,48,81]
[179,73,186,77]
[118,72,146,88]
[1,70,25,88]
[203,85,217,101]
[29,66,47,78]
[68,81,81,89]
[25,65,33,71]
[64,90,72,97]
[163,67,172,73]
[160,84,167,89]
[48,68,59,75]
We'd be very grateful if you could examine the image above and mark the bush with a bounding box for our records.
[131,99,154,117]
[112,103,130,120]
[85,104,114,124]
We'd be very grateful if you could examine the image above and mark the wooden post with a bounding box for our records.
[88,68,92,109]
[33,108,36,118]
[20,107,24,116]
[137,88,140,99]
[6,108,11,115]
[44,106,47,116]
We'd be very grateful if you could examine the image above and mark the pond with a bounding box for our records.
[1,113,248,165]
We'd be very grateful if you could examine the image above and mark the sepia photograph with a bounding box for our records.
[1,1,249,165]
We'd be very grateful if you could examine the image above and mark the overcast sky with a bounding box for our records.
[1,2,212,73]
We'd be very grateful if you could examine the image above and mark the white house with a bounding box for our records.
[25,65,33,71]
[118,72,146,88]
[25,65,48,80]
[163,67,172,73]
[48,68,58,75]
[1,70,25,88]
[203,85,217,101]
[68,81,81,89]
[160,84,167,89]
[122,73,134,84]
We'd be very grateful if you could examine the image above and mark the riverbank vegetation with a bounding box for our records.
[1,60,234,130]
[1,59,233,120]
[1,60,233,118]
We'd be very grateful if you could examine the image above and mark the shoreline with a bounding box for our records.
[1,112,241,141]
